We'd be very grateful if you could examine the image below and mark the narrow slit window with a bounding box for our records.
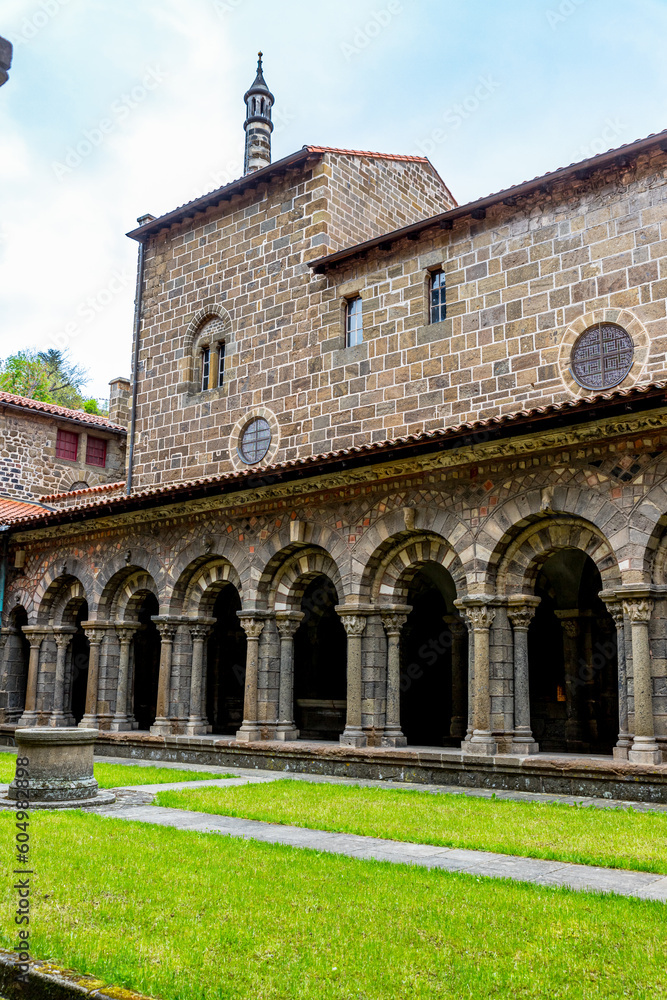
[430,270,446,324]
[217,341,226,387]
[201,347,210,391]
[346,296,363,347]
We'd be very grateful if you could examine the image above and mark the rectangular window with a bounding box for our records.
[430,270,446,324]
[201,347,210,391]
[85,436,107,468]
[346,296,363,347]
[55,429,78,462]
[217,341,226,387]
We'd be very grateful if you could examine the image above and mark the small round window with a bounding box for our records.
[570,322,634,390]
[238,417,272,464]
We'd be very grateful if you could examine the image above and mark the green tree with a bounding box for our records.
[0,348,107,414]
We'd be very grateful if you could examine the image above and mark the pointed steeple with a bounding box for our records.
[244,52,274,174]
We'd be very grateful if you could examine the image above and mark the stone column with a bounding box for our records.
[444,615,467,740]
[185,621,214,735]
[601,599,632,760]
[623,596,661,764]
[236,614,266,742]
[79,624,106,730]
[109,624,138,731]
[150,619,179,736]
[49,628,77,727]
[17,628,48,727]
[555,611,585,750]
[274,611,303,742]
[337,608,369,747]
[507,597,540,755]
[380,607,410,747]
[456,599,497,755]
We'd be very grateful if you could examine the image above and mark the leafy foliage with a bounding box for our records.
[0,348,108,414]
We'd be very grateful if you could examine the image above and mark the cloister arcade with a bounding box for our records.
[1,505,666,766]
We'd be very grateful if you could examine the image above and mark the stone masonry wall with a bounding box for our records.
[132,147,667,487]
[0,407,126,500]
[131,152,454,488]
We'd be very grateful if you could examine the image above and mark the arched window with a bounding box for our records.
[570,323,634,390]
[188,313,230,393]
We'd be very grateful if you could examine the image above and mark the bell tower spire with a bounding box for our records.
[243,52,274,175]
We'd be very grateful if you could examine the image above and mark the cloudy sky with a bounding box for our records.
[1,0,666,401]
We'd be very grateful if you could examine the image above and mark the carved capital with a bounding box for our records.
[275,612,304,639]
[83,628,106,646]
[154,620,178,641]
[115,623,138,644]
[54,631,74,650]
[507,606,537,631]
[623,598,652,624]
[443,614,466,639]
[381,612,408,637]
[606,603,625,630]
[338,614,367,638]
[189,624,213,642]
[238,616,265,640]
[459,606,495,631]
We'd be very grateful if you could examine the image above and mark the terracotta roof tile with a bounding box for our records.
[0,392,126,432]
[0,497,51,523]
[39,481,126,503]
[304,146,430,163]
[3,380,666,530]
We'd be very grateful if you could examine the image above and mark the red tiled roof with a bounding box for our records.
[127,144,452,242]
[0,392,126,433]
[309,127,667,271]
[3,380,667,531]
[39,481,126,503]
[304,146,431,163]
[0,497,51,523]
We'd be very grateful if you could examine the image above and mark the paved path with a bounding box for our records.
[95,799,667,903]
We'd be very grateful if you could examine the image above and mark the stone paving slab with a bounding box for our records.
[93,802,667,903]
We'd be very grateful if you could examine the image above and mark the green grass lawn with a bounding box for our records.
[155,779,667,875]
[1,810,665,1000]
[0,750,230,788]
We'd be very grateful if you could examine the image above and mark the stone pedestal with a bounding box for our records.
[1,728,115,809]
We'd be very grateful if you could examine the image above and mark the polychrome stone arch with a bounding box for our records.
[36,574,89,626]
[3,587,36,627]
[175,558,244,617]
[363,531,469,604]
[114,570,160,621]
[257,522,349,606]
[479,485,627,590]
[263,545,345,612]
[96,551,166,619]
[495,516,622,596]
[166,536,250,611]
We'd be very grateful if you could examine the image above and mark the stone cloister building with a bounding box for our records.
[2,61,667,792]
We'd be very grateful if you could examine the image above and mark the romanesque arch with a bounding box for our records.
[180,304,233,389]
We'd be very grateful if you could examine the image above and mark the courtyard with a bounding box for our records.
[1,751,667,999]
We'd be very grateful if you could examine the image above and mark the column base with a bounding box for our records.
[274,725,299,742]
[48,712,75,728]
[78,714,99,729]
[462,732,498,756]
[235,724,261,742]
[509,739,540,755]
[628,737,662,765]
[149,717,172,736]
[184,718,210,736]
[449,718,467,740]
[613,746,629,761]
[340,727,367,747]
[108,717,134,732]
[381,731,407,747]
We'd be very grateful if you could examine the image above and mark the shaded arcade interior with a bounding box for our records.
[528,548,618,754]
[293,575,347,740]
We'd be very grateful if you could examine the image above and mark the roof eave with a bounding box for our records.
[308,129,667,273]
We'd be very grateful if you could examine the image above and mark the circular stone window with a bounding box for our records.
[570,322,634,390]
[238,417,272,464]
